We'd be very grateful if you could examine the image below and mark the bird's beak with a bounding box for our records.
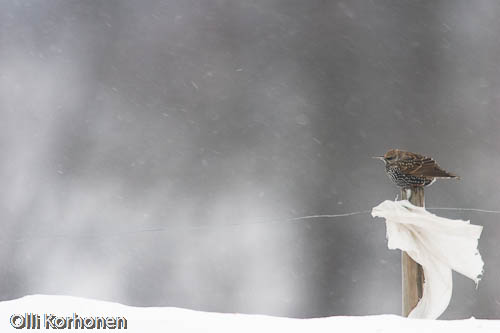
[372,156,385,161]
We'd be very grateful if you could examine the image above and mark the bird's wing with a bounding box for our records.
[401,154,457,178]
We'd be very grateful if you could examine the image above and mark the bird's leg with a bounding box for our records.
[400,187,412,201]
[405,188,412,200]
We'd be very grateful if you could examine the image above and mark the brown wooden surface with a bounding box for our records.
[401,187,425,317]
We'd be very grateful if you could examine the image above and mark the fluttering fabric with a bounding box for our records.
[372,200,484,319]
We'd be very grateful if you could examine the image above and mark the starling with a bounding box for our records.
[373,149,459,188]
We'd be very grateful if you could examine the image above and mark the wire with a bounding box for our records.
[1,207,498,244]
[1,211,371,244]
[427,208,500,214]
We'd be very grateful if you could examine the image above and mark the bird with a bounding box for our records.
[373,149,459,188]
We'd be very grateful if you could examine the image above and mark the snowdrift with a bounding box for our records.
[1,295,500,332]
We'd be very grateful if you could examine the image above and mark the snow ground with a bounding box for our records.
[1,295,500,332]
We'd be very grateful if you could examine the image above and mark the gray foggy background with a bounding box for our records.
[1,0,499,319]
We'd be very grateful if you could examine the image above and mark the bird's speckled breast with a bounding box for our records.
[386,164,433,187]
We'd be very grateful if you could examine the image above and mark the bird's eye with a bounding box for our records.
[386,156,394,160]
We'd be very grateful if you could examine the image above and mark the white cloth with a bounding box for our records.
[371,200,484,319]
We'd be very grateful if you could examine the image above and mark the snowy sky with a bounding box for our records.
[0,0,499,319]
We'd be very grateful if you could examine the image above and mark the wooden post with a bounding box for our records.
[401,187,425,317]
